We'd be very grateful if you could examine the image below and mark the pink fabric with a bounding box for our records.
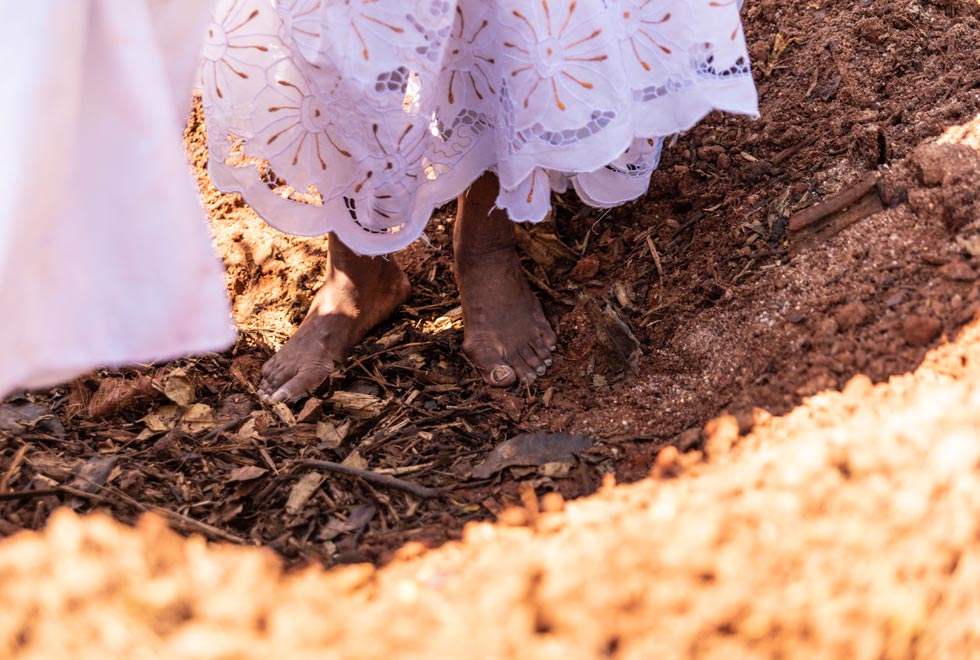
[0,1,235,397]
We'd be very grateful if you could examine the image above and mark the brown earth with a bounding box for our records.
[3,0,980,656]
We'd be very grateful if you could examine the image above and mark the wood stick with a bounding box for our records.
[291,459,441,499]
[789,173,879,232]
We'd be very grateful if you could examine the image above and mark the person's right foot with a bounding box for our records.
[257,235,410,402]
[453,174,558,386]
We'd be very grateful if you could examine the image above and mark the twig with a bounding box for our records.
[290,459,441,499]
[792,193,884,253]
[0,487,64,502]
[771,134,819,165]
[645,235,665,286]
[39,478,246,545]
[789,173,879,232]
[0,445,30,493]
[201,415,252,441]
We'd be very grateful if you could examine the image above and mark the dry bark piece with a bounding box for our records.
[296,398,323,423]
[328,392,385,419]
[471,432,594,480]
[569,255,600,282]
[582,295,642,375]
[87,376,157,419]
[285,471,324,515]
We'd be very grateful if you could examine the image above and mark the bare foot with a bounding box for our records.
[258,234,410,402]
[454,173,558,386]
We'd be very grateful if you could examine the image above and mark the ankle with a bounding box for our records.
[453,240,518,270]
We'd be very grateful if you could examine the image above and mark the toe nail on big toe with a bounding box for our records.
[536,365,546,376]
[490,366,512,384]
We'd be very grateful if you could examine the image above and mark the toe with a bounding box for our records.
[268,365,330,403]
[530,336,552,362]
[517,346,544,379]
[466,342,518,387]
[487,364,517,386]
[538,326,559,352]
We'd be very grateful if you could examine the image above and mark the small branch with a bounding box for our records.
[0,484,245,545]
[0,487,64,502]
[789,173,879,232]
[290,459,441,499]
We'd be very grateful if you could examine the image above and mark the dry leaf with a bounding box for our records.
[228,465,268,482]
[0,401,64,438]
[471,432,594,480]
[286,471,325,515]
[569,255,600,282]
[161,369,195,407]
[320,504,376,540]
[296,398,323,423]
[539,462,572,479]
[270,401,297,426]
[140,404,182,433]
[67,455,118,495]
[316,420,351,449]
[181,403,214,433]
[238,411,275,441]
[341,450,368,470]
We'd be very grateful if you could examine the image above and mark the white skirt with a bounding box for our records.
[0,0,234,397]
[203,0,759,255]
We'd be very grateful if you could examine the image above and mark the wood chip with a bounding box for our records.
[328,391,386,419]
[285,471,324,515]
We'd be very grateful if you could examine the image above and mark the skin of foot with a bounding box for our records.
[453,173,559,386]
[257,234,410,402]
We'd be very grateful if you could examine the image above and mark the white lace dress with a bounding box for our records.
[203,0,758,255]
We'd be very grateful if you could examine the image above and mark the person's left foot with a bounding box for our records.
[453,173,558,386]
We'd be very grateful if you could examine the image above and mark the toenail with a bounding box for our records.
[550,345,557,351]
[536,365,546,376]
[490,366,512,384]
[544,358,553,367]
